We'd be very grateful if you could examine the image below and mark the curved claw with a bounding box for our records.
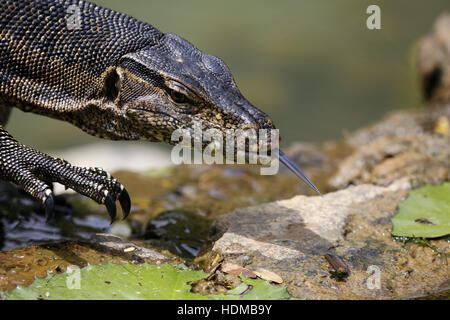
[104,194,117,224]
[44,195,55,222]
[118,188,131,220]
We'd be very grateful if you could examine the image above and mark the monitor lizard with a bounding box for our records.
[0,0,319,223]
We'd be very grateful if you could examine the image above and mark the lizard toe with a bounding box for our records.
[44,193,55,222]
[75,166,130,219]
[118,188,131,220]
[103,192,117,224]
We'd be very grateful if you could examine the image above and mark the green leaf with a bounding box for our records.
[391,183,450,238]
[1,263,290,300]
[229,276,291,300]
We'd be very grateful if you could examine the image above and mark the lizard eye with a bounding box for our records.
[169,89,187,104]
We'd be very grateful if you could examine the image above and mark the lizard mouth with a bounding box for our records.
[128,108,320,194]
[129,107,179,118]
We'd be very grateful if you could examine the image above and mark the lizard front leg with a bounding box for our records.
[0,126,130,222]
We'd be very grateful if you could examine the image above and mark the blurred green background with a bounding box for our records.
[6,0,449,151]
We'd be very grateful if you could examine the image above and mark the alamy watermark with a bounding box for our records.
[366,265,381,290]
[66,5,81,30]
[366,5,381,30]
[170,120,280,175]
[66,265,81,289]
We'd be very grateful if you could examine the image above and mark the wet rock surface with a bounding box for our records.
[329,104,450,190]
[0,99,448,298]
[143,210,211,260]
[0,101,449,298]
[0,183,110,250]
[209,179,449,299]
[0,235,179,292]
[0,162,309,292]
[201,100,449,299]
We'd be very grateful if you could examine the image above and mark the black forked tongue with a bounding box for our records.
[279,150,322,195]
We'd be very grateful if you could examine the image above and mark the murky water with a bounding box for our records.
[0,163,317,259]
[143,210,211,260]
[0,182,111,250]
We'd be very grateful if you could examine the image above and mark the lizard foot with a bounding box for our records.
[0,132,130,223]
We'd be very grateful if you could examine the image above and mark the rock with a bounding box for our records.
[90,233,170,262]
[209,179,449,299]
[285,104,450,194]
[345,104,450,149]
[0,233,178,292]
[330,105,450,190]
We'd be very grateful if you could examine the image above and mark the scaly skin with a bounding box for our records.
[0,0,318,223]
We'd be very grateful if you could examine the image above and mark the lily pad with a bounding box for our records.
[228,276,290,299]
[1,263,290,300]
[391,183,450,238]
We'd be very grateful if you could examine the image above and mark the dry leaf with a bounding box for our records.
[211,254,222,267]
[221,262,257,278]
[254,268,283,284]
[434,116,449,136]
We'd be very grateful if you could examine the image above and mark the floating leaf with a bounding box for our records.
[228,276,290,299]
[391,183,450,238]
[1,263,290,300]
[244,276,288,298]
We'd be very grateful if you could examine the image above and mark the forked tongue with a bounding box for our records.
[279,150,322,195]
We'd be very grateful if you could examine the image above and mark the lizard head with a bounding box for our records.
[99,33,320,194]
[102,33,275,148]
